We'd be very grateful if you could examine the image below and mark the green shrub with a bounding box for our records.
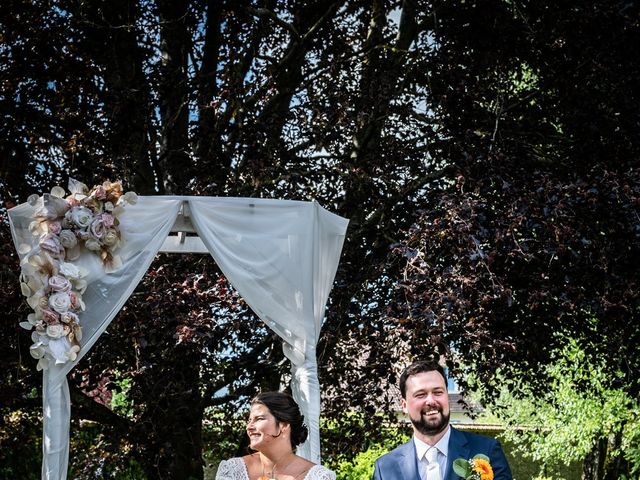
[335,443,391,480]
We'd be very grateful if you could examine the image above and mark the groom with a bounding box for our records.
[373,360,512,480]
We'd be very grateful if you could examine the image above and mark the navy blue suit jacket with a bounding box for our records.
[372,427,512,480]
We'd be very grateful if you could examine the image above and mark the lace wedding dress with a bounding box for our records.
[216,457,336,480]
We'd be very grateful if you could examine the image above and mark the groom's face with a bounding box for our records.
[401,371,450,437]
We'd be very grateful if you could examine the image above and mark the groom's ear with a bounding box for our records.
[400,398,408,415]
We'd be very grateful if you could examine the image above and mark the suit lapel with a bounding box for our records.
[395,440,421,480]
[446,427,470,480]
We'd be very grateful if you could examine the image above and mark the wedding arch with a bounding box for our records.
[9,183,349,480]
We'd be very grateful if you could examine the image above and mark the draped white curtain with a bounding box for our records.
[9,196,348,480]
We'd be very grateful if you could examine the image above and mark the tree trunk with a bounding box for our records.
[157,0,192,194]
[75,0,157,194]
[582,437,606,480]
[136,345,205,480]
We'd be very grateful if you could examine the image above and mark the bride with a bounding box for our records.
[216,391,335,480]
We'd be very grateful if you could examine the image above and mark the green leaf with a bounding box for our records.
[453,458,472,477]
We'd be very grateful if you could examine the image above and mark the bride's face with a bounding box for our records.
[246,403,284,450]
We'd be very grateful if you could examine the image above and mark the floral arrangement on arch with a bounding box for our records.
[18,179,137,370]
[453,453,494,480]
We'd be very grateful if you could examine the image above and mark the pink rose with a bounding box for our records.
[101,213,115,228]
[49,275,71,292]
[89,217,106,239]
[40,234,64,257]
[93,185,107,200]
[48,221,62,235]
[42,309,60,325]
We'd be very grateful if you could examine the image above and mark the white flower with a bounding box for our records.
[59,261,81,279]
[66,206,94,229]
[104,201,114,212]
[49,292,72,313]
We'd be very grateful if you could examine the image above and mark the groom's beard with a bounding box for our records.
[410,409,450,436]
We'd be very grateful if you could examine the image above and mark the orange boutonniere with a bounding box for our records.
[453,454,494,480]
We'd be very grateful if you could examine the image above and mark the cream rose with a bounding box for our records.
[85,238,101,251]
[46,324,66,339]
[102,229,119,247]
[61,311,79,324]
[59,229,78,248]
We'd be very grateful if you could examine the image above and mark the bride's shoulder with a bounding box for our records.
[306,464,336,480]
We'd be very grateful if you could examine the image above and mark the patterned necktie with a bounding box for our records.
[425,447,442,480]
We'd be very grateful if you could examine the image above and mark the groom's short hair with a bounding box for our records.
[399,360,448,398]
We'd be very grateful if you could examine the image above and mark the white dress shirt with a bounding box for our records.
[414,426,451,480]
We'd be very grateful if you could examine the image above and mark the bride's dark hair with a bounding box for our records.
[251,391,309,448]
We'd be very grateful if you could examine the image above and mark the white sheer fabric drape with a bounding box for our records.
[9,196,348,479]
[188,198,348,462]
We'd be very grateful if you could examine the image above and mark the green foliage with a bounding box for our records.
[335,443,392,480]
[111,373,134,418]
[319,413,409,480]
[490,338,639,477]
[0,408,42,480]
